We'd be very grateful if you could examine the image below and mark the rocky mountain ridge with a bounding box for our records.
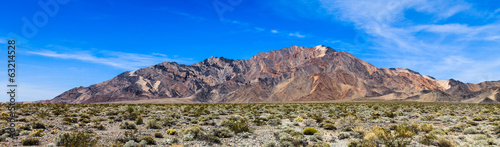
[47,45,500,104]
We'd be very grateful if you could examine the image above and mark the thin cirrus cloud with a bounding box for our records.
[289,32,306,38]
[311,0,500,83]
[27,50,194,70]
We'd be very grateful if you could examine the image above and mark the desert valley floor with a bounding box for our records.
[1,102,500,147]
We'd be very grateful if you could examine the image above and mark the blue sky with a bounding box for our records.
[1,0,500,101]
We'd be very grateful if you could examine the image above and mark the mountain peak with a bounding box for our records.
[48,45,500,104]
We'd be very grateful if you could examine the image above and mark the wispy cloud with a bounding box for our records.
[27,49,194,70]
[271,30,278,33]
[313,0,500,83]
[289,32,306,38]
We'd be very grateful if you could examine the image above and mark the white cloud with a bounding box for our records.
[27,49,193,70]
[271,30,278,33]
[289,32,306,38]
[255,27,265,31]
[315,0,500,83]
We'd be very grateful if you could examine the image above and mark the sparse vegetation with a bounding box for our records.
[1,102,499,146]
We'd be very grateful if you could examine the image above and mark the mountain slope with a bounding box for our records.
[48,45,500,104]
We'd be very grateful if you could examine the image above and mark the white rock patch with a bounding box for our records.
[437,80,451,90]
[315,45,328,57]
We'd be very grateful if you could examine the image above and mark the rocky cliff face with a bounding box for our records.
[49,45,500,103]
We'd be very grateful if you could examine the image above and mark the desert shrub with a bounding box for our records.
[303,127,319,135]
[304,119,316,127]
[419,124,434,133]
[120,122,137,129]
[268,118,282,126]
[62,117,78,125]
[467,120,479,126]
[429,129,445,135]
[434,137,454,147]
[54,131,100,146]
[310,113,326,123]
[474,134,488,140]
[135,116,144,125]
[20,130,30,136]
[123,140,138,147]
[145,119,162,129]
[463,127,478,134]
[29,129,44,137]
[205,134,221,144]
[310,141,331,147]
[181,125,205,141]
[21,137,40,146]
[320,120,337,130]
[79,118,90,124]
[276,128,307,147]
[93,123,106,130]
[295,116,304,122]
[493,126,500,135]
[347,140,377,147]
[487,138,497,145]
[419,134,436,145]
[338,132,350,140]
[162,117,176,127]
[0,133,9,142]
[263,141,277,147]
[210,127,234,138]
[384,111,396,118]
[473,116,486,121]
[221,116,251,133]
[422,115,435,121]
[154,132,163,138]
[166,129,177,135]
[31,121,46,129]
[139,135,156,145]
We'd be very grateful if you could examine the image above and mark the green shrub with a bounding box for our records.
[154,132,163,138]
[263,141,277,147]
[31,121,46,129]
[295,116,303,122]
[320,120,337,130]
[123,140,138,147]
[54,131,100,146]
[135,116,144,125]
[210,127,234,138]
[120,122,137,129]
[419,134,436,145]
[139,135,156,145]
[221,116,251,133]
[166,128,177,135]
[338,132,350,140]
[347,140,376,147]
[145,119,162,129]
[419,124,434,133]
[21,137,40,146]
[463,127,478,134]
[181,125,205,141]
[434,137,454,147]
[29,129,44,137]
[303,127,319,135]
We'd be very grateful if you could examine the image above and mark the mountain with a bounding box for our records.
[47,45,500,104]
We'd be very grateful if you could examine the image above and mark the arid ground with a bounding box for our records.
[1,102,499,146]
